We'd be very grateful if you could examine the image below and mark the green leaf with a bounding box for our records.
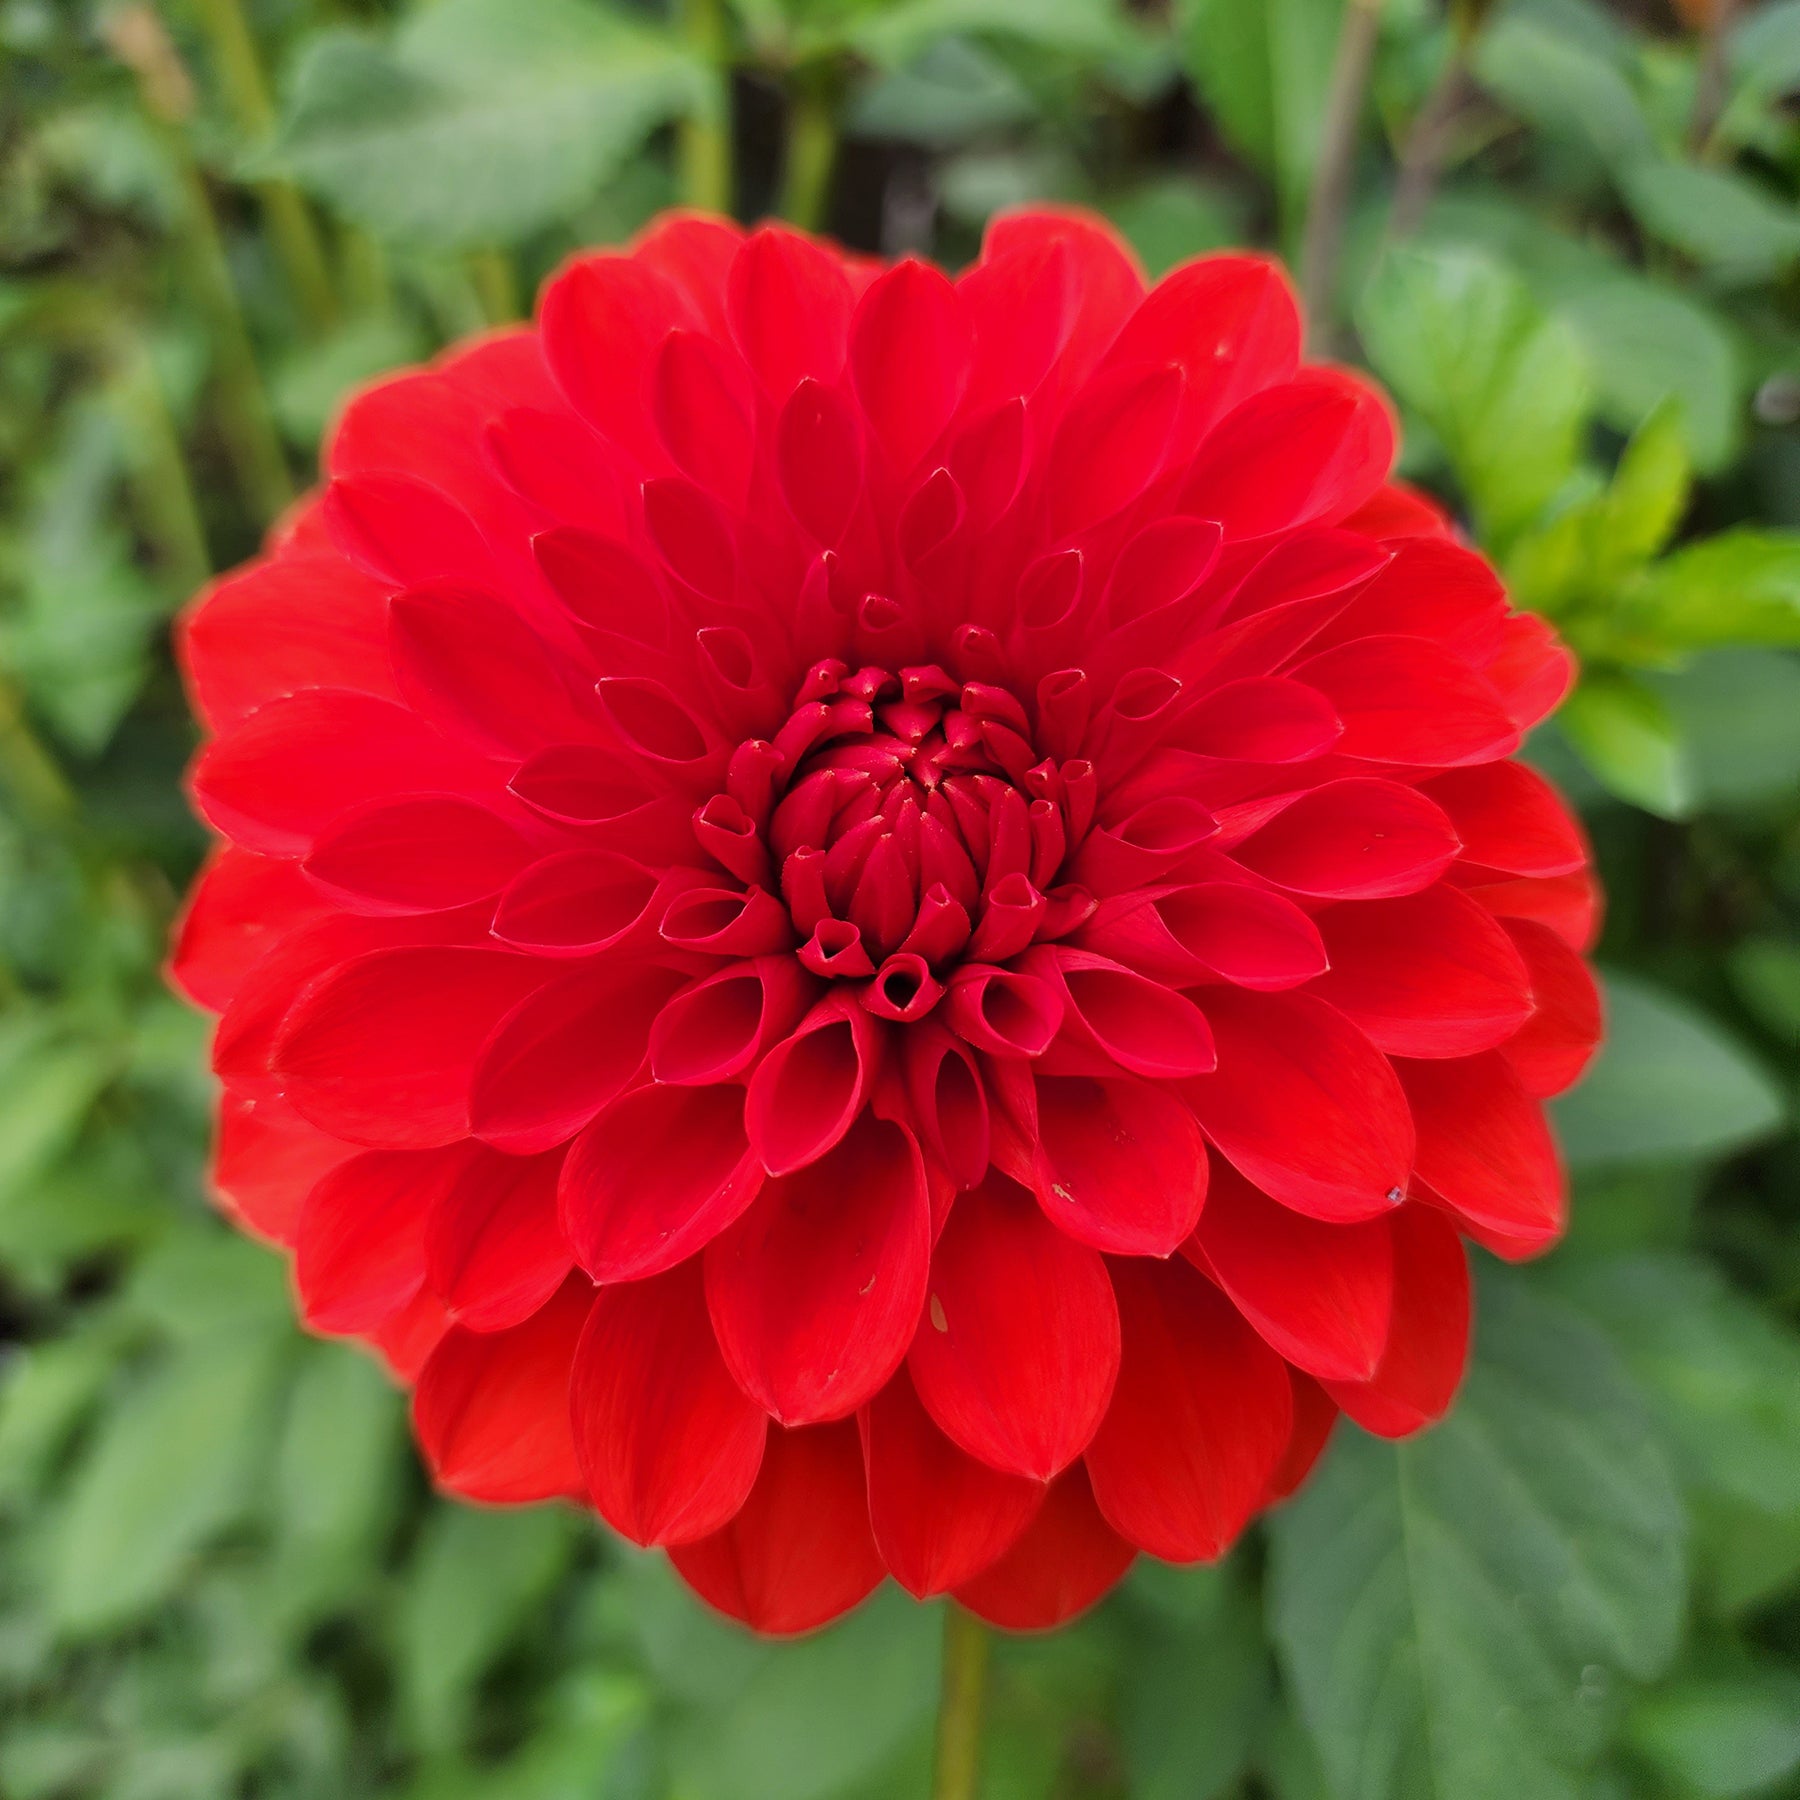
[1561,1254,1800,1518]
[397,1502,576,1749]
[48,1332,289,1635]
[1552,972,1786,1170]
[0,1326,123,1504]
[1648,650,1800,812]
[1727,935,1800,1045]
[1473,13,1654,166]
[1617,160,1800,287]
[1357,247,1591,547]
[669,1588,941,1800]
[847,0,1147,70]
[1102,175,1246,276]
[1557,674,1694,818]
[1174,0,1343,227]
[1268,1275,1686,1800]
[1549,275,1741,476]
[272,0,706,248]
[1630,1673,1800,1800]
[1626,532,1800,652]
[1603,399,1691,569]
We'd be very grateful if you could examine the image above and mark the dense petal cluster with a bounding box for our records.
[173,210,1601,1635]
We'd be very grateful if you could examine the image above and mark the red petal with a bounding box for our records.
[1180,369,1393,540]
[191,690,493,857]
[388,582,587,756]
[425,1147,571,1332]
[1230,778,1460,900]
[745,993,883,1175]
[1030,1072,1211,1256]
[1186,988,1414,1223]
[295,1145,475,1334]
[633,211,743,334]
[1484,612,1575,730]
[273,947,547,1148]
[1458,866,1601,953]
[908,1174,1118,1479]
[1026,947,1216,1080]
[470,963,682,1154]
[670,1420,884,1635]
[1191,1158,1395,1382]
[303,795,531,915]
[322,472,496,589]
[707,1113,930,1424]
[650,958,814,1086]
[538,253,683,455]
[1311,884,1535,1058]
[1265,1371,1339,1505]
[180,553,391,730]
[491,850,664,956]
[778,379,864,544]
[653,328,755,503]
[170,847,326,1013]
[367,1286,452,1382]
[1424,761,1589,878]
[560,1081,763,1282]
[210,1090,352,1246]
[1085,1256,1292,1561]
[862,1368,1044,1598]
[1322,1204,1469,1436]
[571,1260,766,1546]
[1044,363,1184,536]
[851,259,971,472]
[727,226,855,395]
[412,1276,592,1504]
[1292,635,1518,766]
[952,1463,1133,1631]
[1399,1052,1565,1258]
[1499,918,1602,1097]
[1179,676,1342,762]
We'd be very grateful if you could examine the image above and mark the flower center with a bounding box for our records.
[699,655,1097,1020]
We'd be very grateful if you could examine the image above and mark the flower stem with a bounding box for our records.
[1389,0,1496,241]
[1688,0,1741,157]
[780,76,838,232]
[1299,0,1388,346]
[188,0,340,332]
[679,0,733,214]
[931,1606,990,1800]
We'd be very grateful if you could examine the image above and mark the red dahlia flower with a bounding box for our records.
[172,209,1601,1636]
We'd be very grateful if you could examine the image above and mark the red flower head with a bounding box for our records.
[173,210,1601,1636]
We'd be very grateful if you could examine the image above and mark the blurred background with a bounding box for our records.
[3,0,1800,1795]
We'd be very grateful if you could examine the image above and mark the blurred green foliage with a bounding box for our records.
[2,0,1800,1794]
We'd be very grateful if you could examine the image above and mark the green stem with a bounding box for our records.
[468,248,523,325]
[108,328,213,595]
[780,78,838,232]
[0,676,77,824]
[1299,0,1388,345]
[189,0,339,331]
[1688,0,1742,156]
[678,0,733,214]
[339,226,393,317]
[106,4,295,526]
[931,1607,990,1800]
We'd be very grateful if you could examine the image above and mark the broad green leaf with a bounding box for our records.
[1630,1673,1800,1800]
[1552,971,1785,1169]
[1555,1254,1800,1614]
[1626,532,1800,652]
[1174,0,1343,228]
[1648,650,1800,811]
[272,0,706,247]
[1473,14,1654,165]
[0,1327,122,1504]
[1727,936,1800,1044]
[1617,160,1800,287]
[1550,275,1741,475]
[1557,674,1693,818]
[48,1331,289,1634]
[1357,247,1591,546]
[1119,1563,1270,1800]
[397,1502,577,1749]
[1269,1276,1686,1800]
[122,1225,291,1342]
[670,1588,941,1800]
[847,0,1146,70]
[848,38,1038,148]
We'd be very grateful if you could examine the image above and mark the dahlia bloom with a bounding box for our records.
[172,209,1601,1635]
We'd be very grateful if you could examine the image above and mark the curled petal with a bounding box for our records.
[571,1260,766,1546]
[670,1420,884,1636]
[651,958,815,1086]
[908,1175,1119,1480]
[412,1275,592,1505]
[707,1114,930,1424]
[1085,1256,1293,1562]
[1024,946,1216,1080]
[745,993,884,1175]
[560,1081,763,1283]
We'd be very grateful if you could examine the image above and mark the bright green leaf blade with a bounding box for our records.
[1630,1674,1800,1800]
[1557,675,1694,818]
[1617,160,1800,288]
[1553,972,1786,1170]
[1269,1276,1687,1800]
